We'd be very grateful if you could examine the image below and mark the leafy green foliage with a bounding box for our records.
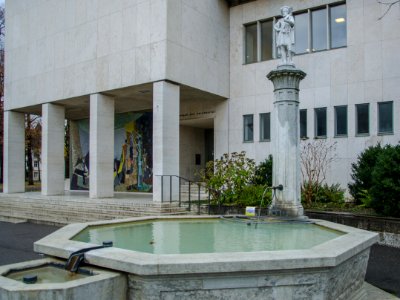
[235,185,272,207]
[348,144,383,204]
[369,145,400,217]
[202,151,256,204]
[349,143,400,217]
[253,155,273,186]
[301,182,345,207]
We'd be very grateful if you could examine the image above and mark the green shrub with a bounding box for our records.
[301,182,344,206]
[235,185,272,207]
[201,151,255,204]
[348,144,383,204]
[369,145,400,217]
[253,155,273,186]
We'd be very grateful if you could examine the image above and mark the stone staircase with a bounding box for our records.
[179,181,209,202]
[0,192,189,226]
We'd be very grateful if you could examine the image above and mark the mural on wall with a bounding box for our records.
[70,112,153,192]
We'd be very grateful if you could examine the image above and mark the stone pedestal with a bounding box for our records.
[267,66,306,217]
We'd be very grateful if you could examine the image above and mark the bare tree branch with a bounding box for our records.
[377,0,400,20]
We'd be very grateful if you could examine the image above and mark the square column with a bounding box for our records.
[41,104,65,195]
[89,93,114,198]
[153,81,180,202]
[3,111,25,193]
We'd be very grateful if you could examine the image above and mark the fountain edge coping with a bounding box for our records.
[0,258,125,292]
[33,216,379,276]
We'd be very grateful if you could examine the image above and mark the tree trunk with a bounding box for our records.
[26,114,34,185]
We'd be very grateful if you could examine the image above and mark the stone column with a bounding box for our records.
[42,104,65,195]
[152,81,180,202]
[89,93,115,198]
[3,111,25,193]
[267,66,306,217]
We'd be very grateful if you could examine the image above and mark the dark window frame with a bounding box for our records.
[243,1,347,64]
[355,103,370,136]
[243,114,254,142]
[300,109,308,139]
[259,112,271,142]
[334,105,348,137]
[314,107,327,138]
[378,101,394,135]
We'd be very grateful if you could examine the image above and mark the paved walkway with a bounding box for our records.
[0,221,399,298]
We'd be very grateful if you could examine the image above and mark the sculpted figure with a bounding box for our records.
[274,6,295,65]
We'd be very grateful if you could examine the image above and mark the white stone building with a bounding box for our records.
[4,0,400,201]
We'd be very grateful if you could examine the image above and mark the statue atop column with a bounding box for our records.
[274,6,295,67]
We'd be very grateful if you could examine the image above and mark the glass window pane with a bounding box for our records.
[356,104,369,135]
[378,102,393,133]
[243,115,254,142]
[335,106,347,136]
[315,107,327,137]
[295,13,309,54]
[312,8,327,51]
[330,4,347,48]
[245,23,258,64]
[300,109,307,138]
[260,113,271,141]
[261,20,273,61]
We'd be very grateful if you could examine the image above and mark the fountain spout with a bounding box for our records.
[65,241,113,272]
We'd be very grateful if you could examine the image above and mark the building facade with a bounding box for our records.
[4,0,400,200]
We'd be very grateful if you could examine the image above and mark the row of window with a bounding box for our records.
[245,2,347,64]
[243,102,394,142]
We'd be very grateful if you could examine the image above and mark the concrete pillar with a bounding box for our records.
[41,104,65,195]
[153,81,180,202]
[267,66,306,217]
[89,93,114,198]
[3,111,25,193]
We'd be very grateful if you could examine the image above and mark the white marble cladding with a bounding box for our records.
[89,93,115,198]
[5,0,229,111]
[3,111,25,193]
[41,104,65,196]
[225,0,400,192]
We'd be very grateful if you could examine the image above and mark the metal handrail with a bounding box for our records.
[155,175,210,214]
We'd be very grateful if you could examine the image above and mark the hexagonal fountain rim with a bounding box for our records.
[34,215,379,276]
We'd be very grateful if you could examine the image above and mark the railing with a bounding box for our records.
[155,175,211,214]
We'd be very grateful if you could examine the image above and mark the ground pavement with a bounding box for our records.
[0,221,399,298]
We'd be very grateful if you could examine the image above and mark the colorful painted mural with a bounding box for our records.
[70,112,153,192]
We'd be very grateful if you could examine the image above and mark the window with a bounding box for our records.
[261,20,273,61]
[312,8,327,51]
[260,113,271,141]
[356,103,369,135]
[295,13,309,54]
[378,101,393,134]
[315,107,327,137]
[243,115,254,142]
[245,3,347,63]
[330,4,347,48]
[300,109,307,138]
[34,161,38,168]
[245,23,258,64]
[335,106,347,136]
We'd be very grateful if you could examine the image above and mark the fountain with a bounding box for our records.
[2,5,380,300]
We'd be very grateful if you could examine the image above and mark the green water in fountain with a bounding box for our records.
[72,219,344,254]
[6,265,87,284]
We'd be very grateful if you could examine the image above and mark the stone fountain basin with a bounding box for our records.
[34,216,379,299]
[0,258,126,300]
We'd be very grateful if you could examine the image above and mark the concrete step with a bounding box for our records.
[0,194,190,225]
